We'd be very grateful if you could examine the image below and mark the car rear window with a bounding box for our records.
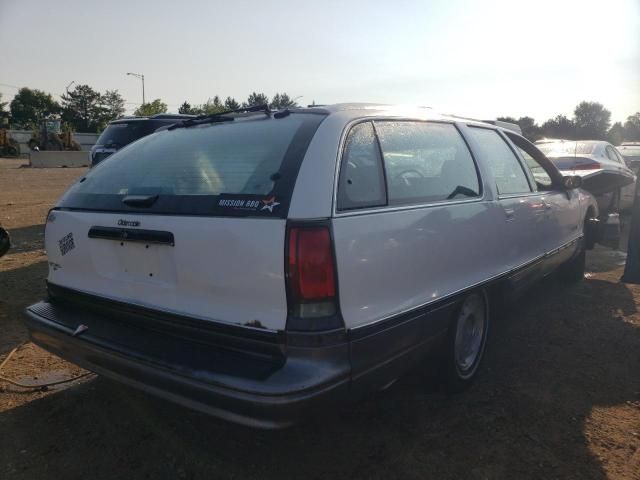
[96,122,159,148]
[59,113,326,217]
[537,141,597,157]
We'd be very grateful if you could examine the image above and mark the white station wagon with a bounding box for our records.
[26,104,598,428]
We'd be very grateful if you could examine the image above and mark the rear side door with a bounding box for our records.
[464,126,547,274]
[332,120,506,330]
[506,132,582,270]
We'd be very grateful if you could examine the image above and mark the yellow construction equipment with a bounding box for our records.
[28,117,81,151]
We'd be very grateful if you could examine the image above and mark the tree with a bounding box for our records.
[516,116,541,142]
[100,90,125,123]
[270,93,298,110]
[134,99,168,116]
[623,112,640,141]
[244,92,269,107]
[10,87,60,128]
[497,116,518,124]
[202,96,225,114]
[573,101,611,140]
[497,116,541,141]
[224,97,240,110]
[0,93,6,113]
[178,101,192,114]
[541,114,576,139]
[189,96,226,115]
[608,122,625,145]
[60,84,104,132]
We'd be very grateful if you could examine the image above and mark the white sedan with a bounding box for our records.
[536,139,636,214]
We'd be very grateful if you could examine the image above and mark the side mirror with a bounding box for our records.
[562,175,582,190]
[0,227,10,258]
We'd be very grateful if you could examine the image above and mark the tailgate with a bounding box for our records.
[45,210,288,330]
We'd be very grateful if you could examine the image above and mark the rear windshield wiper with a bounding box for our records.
[167,104,272,130]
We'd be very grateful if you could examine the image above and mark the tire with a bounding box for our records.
[45,133,63,151]
[608,189,621,214]
[444,290,489,393]
[0,227,10,258]
[560,241,586,283]
[7,139,20,157]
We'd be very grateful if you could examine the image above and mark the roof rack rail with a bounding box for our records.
[167,104,271,131]
[482,120,522,135]
[150,114,195,119]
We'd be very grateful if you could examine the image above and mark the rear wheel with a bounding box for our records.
[444,290,489,392]
[560,240,586,282]
[0,227,10,257]
[607,189,621,215]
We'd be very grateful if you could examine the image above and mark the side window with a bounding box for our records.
[467,127,532,195]
[517,147,552,189]
[337,122,386,211]
[606,146,623,164]
[375,122,480,205]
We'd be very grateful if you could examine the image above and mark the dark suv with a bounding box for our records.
[90,114,194,167]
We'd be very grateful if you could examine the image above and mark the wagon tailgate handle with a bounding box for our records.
[88,226,175,246]
[122,195,158,207]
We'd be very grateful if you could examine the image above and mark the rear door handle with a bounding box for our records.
[88,226,175,246]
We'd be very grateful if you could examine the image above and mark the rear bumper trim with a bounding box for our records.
[25,302,350,429]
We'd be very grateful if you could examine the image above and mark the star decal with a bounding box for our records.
[260,196,280,213]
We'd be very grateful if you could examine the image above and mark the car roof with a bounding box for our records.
[295,103,514,131]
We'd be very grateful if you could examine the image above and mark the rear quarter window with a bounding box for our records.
[337,122,387,211]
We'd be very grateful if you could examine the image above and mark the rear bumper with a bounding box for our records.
[24,301,350,429]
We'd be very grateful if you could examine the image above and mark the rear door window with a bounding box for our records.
[467,127,532,195]
[374,121,480,205]
[606,146,624,164]
[96,122,157,148]
[337,122,387,211]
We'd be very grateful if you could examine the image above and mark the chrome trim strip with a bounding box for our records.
[334,197,485,217]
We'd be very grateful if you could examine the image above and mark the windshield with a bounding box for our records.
[537,141,597,157]
[59,113,326,217]
[96,122,159,148]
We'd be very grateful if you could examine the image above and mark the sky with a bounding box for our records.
[0,0,638,123]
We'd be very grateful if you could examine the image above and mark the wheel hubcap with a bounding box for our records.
[454,293,486,375]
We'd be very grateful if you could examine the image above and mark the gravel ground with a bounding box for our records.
[0,158,638,480]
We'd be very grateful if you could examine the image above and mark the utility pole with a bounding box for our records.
[126,72,145,106]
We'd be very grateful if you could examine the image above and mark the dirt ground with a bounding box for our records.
[0,158,638,480]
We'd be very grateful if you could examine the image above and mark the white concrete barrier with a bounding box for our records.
[30,151,90,168]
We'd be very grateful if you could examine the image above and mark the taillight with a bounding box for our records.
[573,161,601,170]
[287,225,338,324]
